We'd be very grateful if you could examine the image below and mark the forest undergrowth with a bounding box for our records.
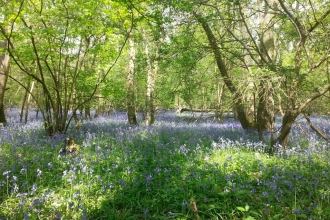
[0,109,330,219]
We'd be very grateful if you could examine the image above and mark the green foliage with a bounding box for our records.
[1,0,135,133]
[1,113,330,219]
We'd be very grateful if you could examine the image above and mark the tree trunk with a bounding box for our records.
[127,33,137,125]
[214,82,225,123]
[237,5,258,129]
[274,110,297,150]
[72,87,81,130]
[43,95,54,136]
[85,106,91,120]
[0,40,9,126]
[20,83,29,123]
[257,78,274,141]
[256,0,276,144]
[143,27,161,126]
[24,81,35,124]
[194,11,254,130]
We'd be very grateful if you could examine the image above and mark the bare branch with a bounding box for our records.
[303,113,329,141]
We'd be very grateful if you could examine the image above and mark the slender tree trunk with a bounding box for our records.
[24,81,35,124]
[194,12,254,129]
[94,106,100,118]
[44,94,54,136]
[0,40,9,126]
[94,69,104,118]
[127,33,137,125]
[143,27,161,126]
[85,106,91,120]
[72,88,81,130]
[214,82,225,123]
[20,83,29,123]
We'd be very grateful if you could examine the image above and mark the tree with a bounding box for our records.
[168,0,330,151]
[0,0,132,135]
[143,26,156,125]
[142,22,164,125]
[0,39,9,126]
[0,0,17,126]
[273,0,330,148]
[127,30,138,125]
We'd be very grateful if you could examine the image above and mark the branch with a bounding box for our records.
[303,113,329,141]
[305,52,330,74]
[8,76,43,115]
[278,0,308,39]
[193,10,237,95]
[8,1,25,40]
[0,1,24,49]
[298,84,330,113]
[308,8,330,33]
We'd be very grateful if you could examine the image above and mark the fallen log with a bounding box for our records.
[177,107,216,113]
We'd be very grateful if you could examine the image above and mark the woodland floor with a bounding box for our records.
[0,109,330,219]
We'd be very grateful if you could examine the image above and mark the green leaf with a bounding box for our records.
[236,206,246,212]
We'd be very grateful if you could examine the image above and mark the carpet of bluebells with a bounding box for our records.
[0,109,330,219]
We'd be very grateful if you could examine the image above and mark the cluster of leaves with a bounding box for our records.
[0,110,329,219]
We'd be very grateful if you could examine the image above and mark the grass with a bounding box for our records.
[0,110,330,219]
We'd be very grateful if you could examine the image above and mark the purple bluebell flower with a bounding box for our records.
[30,184,37,195]
[24,212,29,220]
[146,174,153,185]
[293,208,300,214]
[32,199,42,206]
[69,202,74,209]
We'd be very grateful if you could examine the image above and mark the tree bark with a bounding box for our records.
[143,27,155,126]
[20,83,29,123]
[274,110,298,150]
[257,0,276,143]
[143,27,163,126]
[24,81,34,124]
[0,40,9,126]
[127,33,137,125]
[257,78,275,142]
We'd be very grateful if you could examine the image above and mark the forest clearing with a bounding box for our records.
[1,110,329,219]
